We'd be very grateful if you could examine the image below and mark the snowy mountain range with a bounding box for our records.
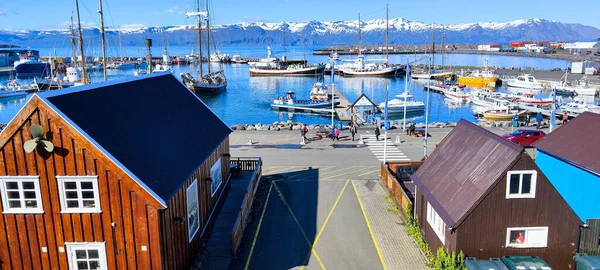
[1,18,599,47]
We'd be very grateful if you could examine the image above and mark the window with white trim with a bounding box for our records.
[506,170,537,199]
[0,176,43,214]
[426,202,446,244]
[506,227,548,248]
[57,176,101,213]
[66,242,108,270]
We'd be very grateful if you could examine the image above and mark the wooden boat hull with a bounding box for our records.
[189,82,227,94]
[249,66,325,76]
[342,67,398,77]
[483,110,526,121]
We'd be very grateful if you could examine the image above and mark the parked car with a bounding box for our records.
[502,129,546,146]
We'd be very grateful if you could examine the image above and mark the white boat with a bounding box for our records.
[0,84,28,99]
[506,74,544,90]
[230,54,248,64]
[328,52,339,61]
[271,85,339,110]
[554,77,597,96]
[210,51,230,63]
[469,91,512,107]
[443,86,470,101]
[560,97,600,115]
[250,63,325,76]
[379,92,425,113]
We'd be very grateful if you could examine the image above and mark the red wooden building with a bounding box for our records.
[411,120,582,269]
[0,73,232,269]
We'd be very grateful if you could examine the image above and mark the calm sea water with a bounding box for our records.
[0,46,576,126]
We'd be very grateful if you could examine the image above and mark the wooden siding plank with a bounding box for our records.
[54,127,73,245]
[132,194,150,269]
[108,172,126,269]
[25,215,42,269]
[87,156,104,243]
[65,137,83,243]
[0,149,12,269]
[95,162,116,270]
[147,205,162,270]
[43,116,68,269]
[119,181,137,270]
[75,145,93,243]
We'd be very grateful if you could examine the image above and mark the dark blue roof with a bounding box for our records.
[38,73,231,205]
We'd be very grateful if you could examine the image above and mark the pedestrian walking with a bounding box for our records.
[374,126,380,141]
[301,124,308,140]
[350,125,357,141]
[536,113,543,129]
[563,111,568,125]
[512,113,519,128]
[525,113,530,126]
[334,126,340,141]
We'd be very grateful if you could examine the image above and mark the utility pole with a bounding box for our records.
[358,13,362,56]
[75,0,87,83]
[98,0,107,81]
[441,27,445,71]
[70,14,77,68]
[431,23,435,73]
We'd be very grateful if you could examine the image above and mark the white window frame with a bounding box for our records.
[426,202,446,244]
[57,176,101,213]
[0,176,44,214]
[505,226,549,248]
[506,170,537,199]
[65,242,108,270]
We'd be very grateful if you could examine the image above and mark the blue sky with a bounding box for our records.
[0,0,599,30]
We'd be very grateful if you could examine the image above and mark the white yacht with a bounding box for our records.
[379,92,425,113]
[443,86,470,102]
[561,97,600,115]
[506,74,544,90]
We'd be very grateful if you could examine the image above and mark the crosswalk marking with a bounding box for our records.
[360,135,410,162]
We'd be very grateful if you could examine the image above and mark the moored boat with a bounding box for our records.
[443,85,470,101]
[483,108,526,121]
[14,51,51,78]
[250,64,325,76]
[271,87,339,110]
[506,74,544,90]
[378,92,425,113]
[181,71,227,93]
[230,54,248,64]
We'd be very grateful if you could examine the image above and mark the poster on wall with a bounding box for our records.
[210,158,223,197]
[186,179,200,242]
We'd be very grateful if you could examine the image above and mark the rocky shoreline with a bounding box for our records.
[230,119,553,132]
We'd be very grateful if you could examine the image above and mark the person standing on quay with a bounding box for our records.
[333,126,340,141]
[374,126,380,141]
[350,124,357,141]
[563,111,568,125]
[536,113,543,129]
[301,124,308,141]
[512,113,519,129]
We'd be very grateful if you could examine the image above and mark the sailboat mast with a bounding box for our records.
[70,14,76,67]
[441,27,445,71]
[75,0,87,83]
[205,0,211,74]
[431,23,435,73]
[196,0,203,77]
[98,0,107,81]
[358,13,362,56]
[385,5,389,64]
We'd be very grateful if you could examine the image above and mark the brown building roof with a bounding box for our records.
[533,112,600,174]
[411,120,523,228]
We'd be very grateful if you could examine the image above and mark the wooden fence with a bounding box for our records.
[380,162,421,221]
[230,158,262,256]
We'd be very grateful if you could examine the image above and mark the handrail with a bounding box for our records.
[231,158,262,256]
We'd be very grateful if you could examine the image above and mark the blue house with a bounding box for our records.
[534,112,600,255]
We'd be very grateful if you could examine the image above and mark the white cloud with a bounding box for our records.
[0,10,6,16]
[119,23,146,30]
[166,6,178,13]
[51,20,98,30]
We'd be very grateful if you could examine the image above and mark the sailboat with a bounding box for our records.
[181,0,227,93]
[339,10,398,77]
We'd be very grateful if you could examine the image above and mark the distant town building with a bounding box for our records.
[563,41,600,54]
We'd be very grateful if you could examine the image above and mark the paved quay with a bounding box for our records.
[227,125,534,270]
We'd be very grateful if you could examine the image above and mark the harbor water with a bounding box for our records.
[0,46,582,126]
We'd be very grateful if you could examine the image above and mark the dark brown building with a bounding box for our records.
[0,73,232,269]
[411,120,582,269]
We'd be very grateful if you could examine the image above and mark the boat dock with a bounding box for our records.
[271,105,333,115]
[0,67,14,76]
[423,84,447,94]
[327,85,353,122]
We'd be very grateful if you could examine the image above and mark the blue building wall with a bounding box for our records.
[536,150,600,222]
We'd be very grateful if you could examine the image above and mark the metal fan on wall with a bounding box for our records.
[23,124,54,153]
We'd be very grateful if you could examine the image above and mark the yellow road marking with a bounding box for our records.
[286,166,348,180]
[351,180,387,270]
[263,166,299,174]
[302,179,350,266]
[357,168,381,177]
[273,182,326,270]
[244,182,274,270]
[319,166,376,180]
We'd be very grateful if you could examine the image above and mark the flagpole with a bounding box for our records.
[331,60,335,134]
[384,83,389,164]
[403,60,409,130]
[550,87,556,132]
[424,56,431,158]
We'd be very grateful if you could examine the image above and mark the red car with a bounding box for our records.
[502,129,546,146]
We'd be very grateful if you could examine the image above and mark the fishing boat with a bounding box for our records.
[443,85,470,101]
[469,91,512,107]
[180,0,227,94]
[210,51,230,63]
[13,51,51,78]
[560,97,600,115]
[250,63,325,76]
[0,84,28,99]
[457,59,499,87]
[483,108,526,121]
[553,74,597,96]
[378,92,425,113]
[328,52,339,61]
[230,54,248,64]
[271,85,339,110]
[506,74,544,90]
